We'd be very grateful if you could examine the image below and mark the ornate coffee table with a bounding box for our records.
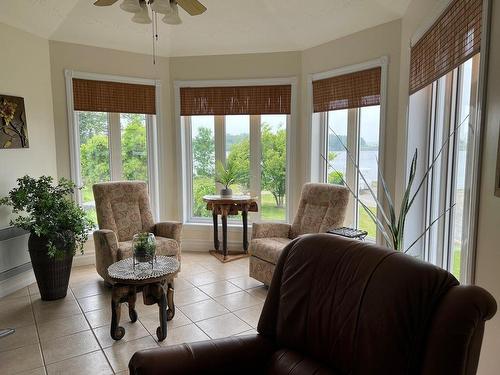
[107,256,180,342]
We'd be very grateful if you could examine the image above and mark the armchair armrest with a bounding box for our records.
[129,335,275,375]
[252,222,291,239]
[154,221,183,242]
[93,229,119,281]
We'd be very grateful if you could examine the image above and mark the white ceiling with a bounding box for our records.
[0,0,411,57]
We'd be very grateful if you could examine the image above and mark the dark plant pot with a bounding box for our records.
[220,188,233,197]
[28,234,73,301]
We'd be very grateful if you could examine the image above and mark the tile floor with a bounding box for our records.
[0,252,267,375]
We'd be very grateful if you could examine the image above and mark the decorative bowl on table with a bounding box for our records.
[132,232,156,268]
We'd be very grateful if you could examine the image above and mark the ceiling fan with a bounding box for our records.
[94,0,207,25]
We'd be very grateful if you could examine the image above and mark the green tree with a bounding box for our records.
[261,124,286,208]
[78,112,108,144]
[226,137,250,190]
[80,134,110,188]
[192,176,216,217]
[121,119,148,181]
[192,127,215,177]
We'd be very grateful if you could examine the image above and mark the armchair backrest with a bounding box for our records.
[290,183,349,238]
[93,181,155,242]
[258,234,496,375]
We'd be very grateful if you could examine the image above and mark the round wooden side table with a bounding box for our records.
[107,256,179,342]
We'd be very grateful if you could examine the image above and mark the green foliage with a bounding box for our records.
[0,176,93,258]
[328,171,344,185]
[121,119,148,181]
[226,138,250,189]
[261,124,286,208]
[133,233,156,258]
[192,127,215,177]
[215,160,241,188]
[80,134,110,187]
[192,176,216,217]
[78,112,107,144]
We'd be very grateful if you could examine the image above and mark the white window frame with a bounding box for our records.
[306,57,389,244]
[405,0,490,284]
[64,70,161,220]
[175,78,298,226]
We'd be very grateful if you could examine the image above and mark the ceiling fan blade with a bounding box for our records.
[176,0,207,16]
[93,0,119,6]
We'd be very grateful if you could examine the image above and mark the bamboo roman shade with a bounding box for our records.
[312,67,381,113]
[72,79,156,114]
[180,85,291,116]
[409,0,483,94]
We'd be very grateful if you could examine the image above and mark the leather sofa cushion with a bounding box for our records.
[250,237,292,264]
[118,236,179,259]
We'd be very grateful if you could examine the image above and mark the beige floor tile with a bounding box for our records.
[174,287,210,306]
[214,291,262,311]
[178,263,209,277]
[71,280,110,299]
[38,314,89,342]
[198,280,242,298]
[172,277,194,291]
[77,293,110,312]
[235,329,258,336]
[41,330,100,365]
[0,324,38,352]
[17,367,46,375]
[246,285,269,301]
[0,343,44,375]
[93,321,149,348]
[28,283,40,296]
[104,336,159,373]
[158,323,209,347]
[32,297,81,324]
[233,303,264,328]
[3,287,29,300]
[139,308,191,335]
[84,306,116,328]
[0,298,35,328]
[196,313,252,339]
[228,275,264,290]
[179,299,229,322]
[182,271,226,286]
[46,350,113,375]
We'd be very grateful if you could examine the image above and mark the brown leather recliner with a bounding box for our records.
[129,234,496,375]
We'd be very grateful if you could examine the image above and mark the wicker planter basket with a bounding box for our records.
[28,234,73,301]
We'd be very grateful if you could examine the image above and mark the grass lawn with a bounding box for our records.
[359,205,377,240]
[261,191,286,221]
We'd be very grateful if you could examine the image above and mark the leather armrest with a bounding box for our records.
[155,221,183,243]
[129,335,275,375]
[252,222,291,239]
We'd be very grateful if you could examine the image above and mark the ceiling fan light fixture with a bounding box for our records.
[150,0,172,15]
[162,2,182,25]
[119,0,141,13]
[131,2,152,23]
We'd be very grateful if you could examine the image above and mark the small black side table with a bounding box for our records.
[327,227,368,241]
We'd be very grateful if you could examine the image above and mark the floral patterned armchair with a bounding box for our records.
[249,183,349,285]
[92,181,182,284]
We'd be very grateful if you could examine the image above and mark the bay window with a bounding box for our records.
[66,72,160,227]
[178,82,293,224]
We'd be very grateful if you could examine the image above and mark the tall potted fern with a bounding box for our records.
[0,176,92,300]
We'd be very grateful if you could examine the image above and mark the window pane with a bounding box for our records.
[261,115,287,221]
[450,57,477,279]
[78,111,110,227]
[225,115,250,195]
[327,110,348,185]
[191,116,216,218]
[120,114,148,183]
[358,106,380,240]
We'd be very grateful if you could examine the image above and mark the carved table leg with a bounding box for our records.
[127,286,138,322]
[111,284,129,340]
[143,283,168,342]
[221,212,228,259]
[242,207,249,253]
[166,283,175,321]
[212,212,220,250]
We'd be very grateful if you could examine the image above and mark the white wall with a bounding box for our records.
[0,23,58,273]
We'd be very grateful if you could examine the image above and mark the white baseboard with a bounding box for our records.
[0,269,35,299]
[73,253,95,267]
[181,239,246,252]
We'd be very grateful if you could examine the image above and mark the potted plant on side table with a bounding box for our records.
[0,176,92,300]
[215,160,240,197]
